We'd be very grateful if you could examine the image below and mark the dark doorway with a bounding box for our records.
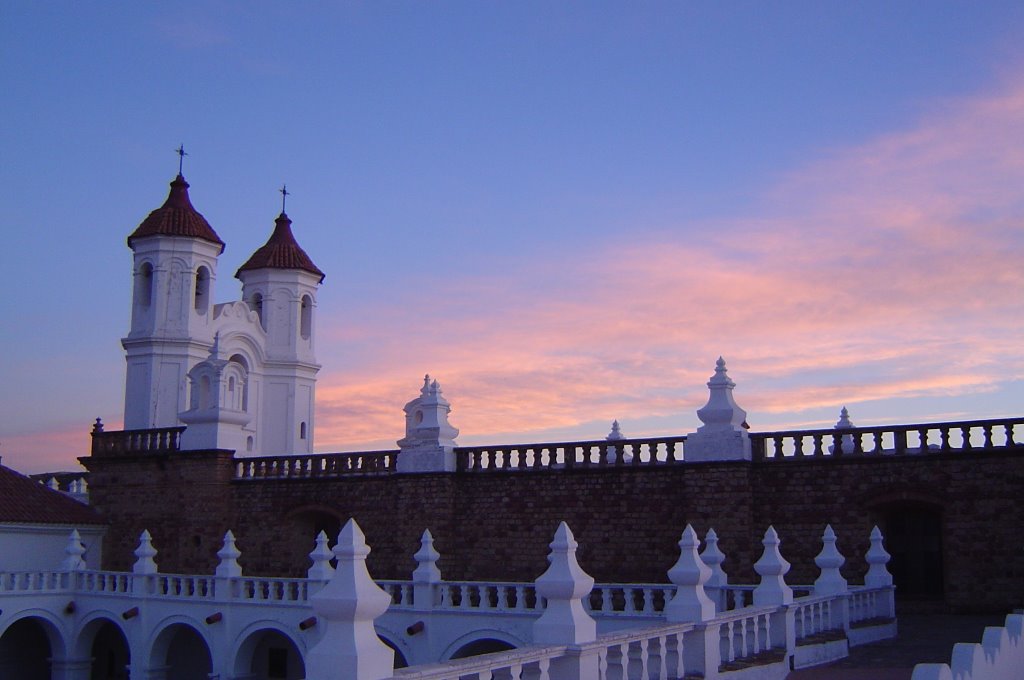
[884,505,944,600]
[0,617,53,680]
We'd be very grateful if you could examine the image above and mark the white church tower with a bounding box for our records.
[123,167,324,456]
[234,208,324,455]
[122,172,225,430]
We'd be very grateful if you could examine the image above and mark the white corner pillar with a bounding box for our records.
[306,519,394,680]
[533,522,600,680]
[396,375,460,473]
[684,357,752,462]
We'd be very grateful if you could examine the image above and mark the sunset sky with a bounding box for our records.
[2,3,1022,474]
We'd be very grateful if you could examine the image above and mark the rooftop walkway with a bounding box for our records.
[787,613,1005,680]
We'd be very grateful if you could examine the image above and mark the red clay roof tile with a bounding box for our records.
[235,213,325,282]
[0,465,104,526]
[127,174,225,251]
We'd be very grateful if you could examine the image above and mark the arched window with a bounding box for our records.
[137,262,154,307]
[246,436,254,452]
[299,422,307,440]
[300,295,312,340]
[194,266,210,314]
[252,293,265,329]
[199,375,212,409]
[230,355,250,412]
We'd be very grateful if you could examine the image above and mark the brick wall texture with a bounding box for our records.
[82,449,1024,614]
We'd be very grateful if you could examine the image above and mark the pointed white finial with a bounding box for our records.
[700,528,728,588]
[865,526,893,587]
[133,530,159,574]
[687,356,751,461]
[307,530,335,582]
[47,477,60,491]
[421,374,431,395]
[753,526,793,605]
[666,525,715,621]
[413,529,441,583]
[814,525,847,594]
[605,420,631,462]
[533,522,597,644]
[215,530,243,577]
[307,519,394,678]
[61,530,87,571]
[210,331,221,358]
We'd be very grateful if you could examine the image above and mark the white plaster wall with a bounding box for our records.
[0,524,105,571]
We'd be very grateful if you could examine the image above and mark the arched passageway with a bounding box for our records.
[88,620,130,680]
[152,623,212,680]
[234,628,305,680]
[449,638,517,660]
[0,617,56,680]
[380,636,408,669]
[883,503,944,600]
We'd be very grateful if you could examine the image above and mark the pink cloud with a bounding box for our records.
[313,74,1024,451]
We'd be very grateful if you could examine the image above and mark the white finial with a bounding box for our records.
[865,526,893,587]
[533,522,597,644]
[215,530,243,577]
[753,526,793,605]
[210,331,221,358]
[47,477,60,491]
[666,525,715,621]
[133,529,159,574]
[607,420,624,440]
[397,374,460,472]
[605,420,631,462]
[687,356,751,461]
[813,525,847,595]
[413,529,441,583]
[306,519,394,678]
[307,530,335,582]
[700,528,728,589]
[61,530,87,571]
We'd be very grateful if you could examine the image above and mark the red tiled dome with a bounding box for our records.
[235,213,325,282]
[127,175,225,252]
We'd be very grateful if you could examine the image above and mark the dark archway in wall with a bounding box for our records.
[89,620,130,680]
[450,638,517,660]
[286,506,343,575]
[882,504,944,600]
[0,617,53,680]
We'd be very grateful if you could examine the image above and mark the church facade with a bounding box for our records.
[121,174,324,456]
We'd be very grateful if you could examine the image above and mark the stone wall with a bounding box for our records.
[81,448,1024,613]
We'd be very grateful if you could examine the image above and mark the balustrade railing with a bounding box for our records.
[751,417,1021,461]
[588,584,673,616]
[90,426,184,456]
[455,436,687,472]
[792,593,843,642]
[717,606,779,667]
[234,450,398,480]
[435,581,540,612]
[0,571,70,592]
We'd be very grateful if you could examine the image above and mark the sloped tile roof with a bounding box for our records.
[0,465,104,525]
[127,174,225,251]
[235,213,325,282]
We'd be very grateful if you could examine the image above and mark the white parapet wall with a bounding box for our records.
[911,613,1024,680]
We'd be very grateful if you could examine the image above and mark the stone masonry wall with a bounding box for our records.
[82,448,1024,613]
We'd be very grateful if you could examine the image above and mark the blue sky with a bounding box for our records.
[2,2,1023,473]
